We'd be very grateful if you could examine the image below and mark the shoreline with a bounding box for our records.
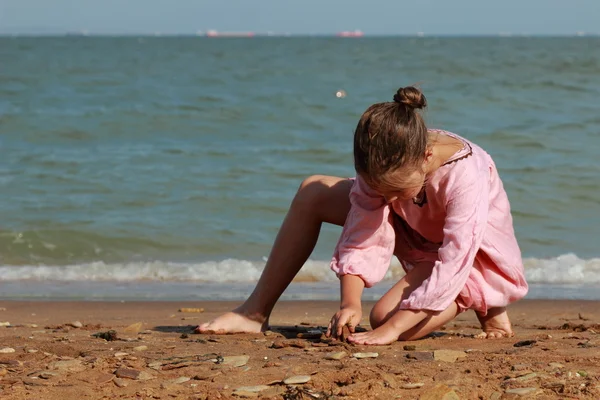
[0,300,599,399]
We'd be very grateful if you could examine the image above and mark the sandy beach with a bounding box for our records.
[0,300,598,399]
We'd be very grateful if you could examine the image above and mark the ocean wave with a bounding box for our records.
[1,254,599,285]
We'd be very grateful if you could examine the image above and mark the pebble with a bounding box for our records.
[39,372,59,379]
[283,375,311,385]
[114,352,129,357]
[170,376,191,384]
[0,322,10,327]
[513,340,537,348]
[420,384,460,400]
[113,377,128,387]
[352,352,378,359]
[179,308,204,313]
[407,351,434,361]
[233,391,258,398]
[324,351,347,360]
[124,322,143,333]
[515,372,538,382]
[115,367,146,380]
[50,359,86,372]
[147,361,162,370]
[434,350,467,363]
[511,364,530,371]
[489,392,502,400]
[68,321,83,328]
[505,387,538,395]
[400,382,424,389]
[547,362,564,369]
[0,368,7,376]
[235,385,271,393]
[193,371,220,380]
[133,345,148,352]
[403,345,416,351]
[0,347,15,353]
[221,355,250,367]
[27,349,38,353]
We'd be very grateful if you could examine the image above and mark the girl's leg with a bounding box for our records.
[196,175,353,334]
[368,263,460,341]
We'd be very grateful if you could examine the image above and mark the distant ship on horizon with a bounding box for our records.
[336,30,364,37]
[204,30,255,37]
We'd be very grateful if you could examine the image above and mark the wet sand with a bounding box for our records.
[0,300,599,399]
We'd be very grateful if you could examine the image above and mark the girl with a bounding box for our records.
[197,86,528,345]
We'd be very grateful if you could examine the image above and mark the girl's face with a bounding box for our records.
[370,169,426,203]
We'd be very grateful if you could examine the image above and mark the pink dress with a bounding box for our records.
[330,130,528,314]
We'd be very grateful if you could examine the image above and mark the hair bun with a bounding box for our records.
[393,86,427,110]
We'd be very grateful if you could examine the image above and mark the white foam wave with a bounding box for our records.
[0,253,599,285]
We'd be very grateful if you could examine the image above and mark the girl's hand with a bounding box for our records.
[326,306,362,339]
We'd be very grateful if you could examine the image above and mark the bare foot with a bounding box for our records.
[195,309,268,334]
[347,324,401,345]
[475,307,514,339]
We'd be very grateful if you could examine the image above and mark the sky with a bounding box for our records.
[1,0,598,35]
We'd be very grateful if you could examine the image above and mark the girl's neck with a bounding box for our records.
[424,131,464,175]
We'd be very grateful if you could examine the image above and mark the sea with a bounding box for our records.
[1,36,599,301]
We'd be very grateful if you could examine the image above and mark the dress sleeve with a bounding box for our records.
[399,167,490,311]
[330,176,396,288]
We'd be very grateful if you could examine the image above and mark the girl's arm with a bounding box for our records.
[330,175,395,287]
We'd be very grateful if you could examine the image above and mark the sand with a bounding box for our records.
[0,300,599,399]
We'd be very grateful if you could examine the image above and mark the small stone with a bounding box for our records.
[27,349,38,353]
[400,382,424,389]
[407,351,434,361]
[115,367,141,380]
[39,372,59,379]
[403,345,416,351]
[513,340,536,348]
[84,372,115,384]
[0,322,10,327]
[489,392,502,400]
[505,387,539,395]
[0,347,15,353]
[51,359,86,372]
[221,355,250,367]
[133,345,148,352]
[193,371,220,380]
[233,391,258,398]
[283,375,311,385]
[113,377,128,387]
[137,371,155,381]
[511,364,530,371]
[515,372,538,382]
[147,361,162,370]
[263,330,275,336]
[179,308,204,313]
[434,350,467,363]
[92,330,118,341]
[352,352,378,359]
[124,322,143,333]
[420,384,460,400]
[548,362,564,369]
[577,370,588,377]
[0,368,7,376]
[235,385,271,393]
[68,321,83,328]
[114,352,129,357]
[324,351,347,360]
[170,376,191,384]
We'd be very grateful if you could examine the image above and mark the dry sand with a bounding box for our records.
[0,300,599,399]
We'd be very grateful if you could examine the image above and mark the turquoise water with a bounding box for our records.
[1,37,599,299]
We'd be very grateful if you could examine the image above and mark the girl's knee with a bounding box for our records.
[369,304,389,329]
